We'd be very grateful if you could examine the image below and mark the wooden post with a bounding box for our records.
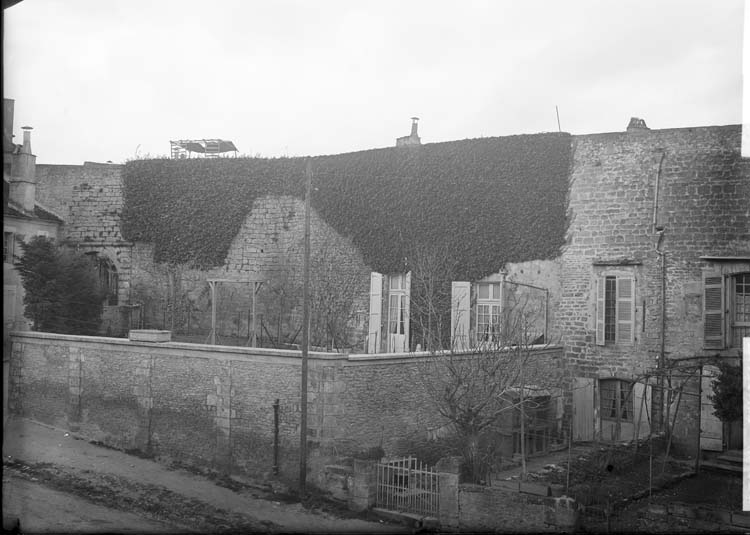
[209,280,217,345]
[273,398,280,475]
[299,160,312,490]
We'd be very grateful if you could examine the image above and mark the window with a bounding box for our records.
[3,232,14,264]
[733,273,750,347]
[96,256,119,306]
[388,274,407,335]
[600,379,633,422]
[476,282,502,343]
[705,271,750,349]
[596,274,634,346]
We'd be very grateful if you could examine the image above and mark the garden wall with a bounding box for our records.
[8,330,563,484]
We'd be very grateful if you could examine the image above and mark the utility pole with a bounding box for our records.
[299,159,312,490]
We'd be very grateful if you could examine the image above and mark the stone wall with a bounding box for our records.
[558,124,749,453]
[35,163,133,330]
[128,195,371,350]
[458,484,558,532]
[8,331,563,485]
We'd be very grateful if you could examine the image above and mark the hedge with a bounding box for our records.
[122,132,571,281]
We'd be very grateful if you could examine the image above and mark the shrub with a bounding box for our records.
[16,237,104,335]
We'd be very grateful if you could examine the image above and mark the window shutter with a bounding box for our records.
[367,272,383,353]
[451,281,471,351]
[595,277,605,346]
[572,377,595,441]
[403,271,411,351]
[616,276,635,345]
[703,272,725,349]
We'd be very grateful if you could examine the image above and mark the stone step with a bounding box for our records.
[700,460,742,473]
[717,450,742,462]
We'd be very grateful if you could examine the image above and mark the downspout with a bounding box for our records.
[652,149,666,433]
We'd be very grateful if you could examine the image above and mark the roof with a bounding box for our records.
[4,200,64,224]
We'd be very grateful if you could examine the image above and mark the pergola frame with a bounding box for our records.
[206,278,264,346]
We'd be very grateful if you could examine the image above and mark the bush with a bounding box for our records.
[16,237,104,335]
[710,361,742,422]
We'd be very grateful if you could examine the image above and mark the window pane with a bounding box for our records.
[390,275,402,290]
[604,276,616,342]
[477,283,490,299]
[491,283,501,300]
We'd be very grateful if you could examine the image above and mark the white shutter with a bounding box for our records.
[595,277,605,346]
[703,272,725,349]
[367,272,383,353]
[616,276,635,345]
[403,271,411,351]
[451,281,471,351]
[632,381,651,439]
[572,377,595,441]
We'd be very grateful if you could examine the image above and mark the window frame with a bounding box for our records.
[475,281,502,344]
[595,271,635,346]
[703,268,750,350]
[3,231,15,264]
[599,379,634,423]
[386,273,410,342]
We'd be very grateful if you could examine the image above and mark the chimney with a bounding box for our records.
[21,125,32,154]
[9,125,37,213]
[396,117,421,147]
[626,117,649,133]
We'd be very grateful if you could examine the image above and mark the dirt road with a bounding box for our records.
[2,418,404,533]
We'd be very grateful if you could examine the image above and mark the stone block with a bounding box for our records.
[519,481,551,496]
[129,330,171,342]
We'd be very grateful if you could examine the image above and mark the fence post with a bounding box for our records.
[436,456,461,529]
[273,398,280,475]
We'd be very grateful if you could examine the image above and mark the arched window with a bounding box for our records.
[97,256,118,306]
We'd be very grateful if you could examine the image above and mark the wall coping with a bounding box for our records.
[9,330,562,366]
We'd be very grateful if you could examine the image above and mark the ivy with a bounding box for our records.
[122,133,571,280]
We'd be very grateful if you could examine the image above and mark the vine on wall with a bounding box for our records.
[122,133,572,280]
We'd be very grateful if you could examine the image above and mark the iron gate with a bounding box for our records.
[375,456,439,517]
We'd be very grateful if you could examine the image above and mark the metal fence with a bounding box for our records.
[376,456,440,517]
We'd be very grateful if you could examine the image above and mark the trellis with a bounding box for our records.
[206,278,264,346]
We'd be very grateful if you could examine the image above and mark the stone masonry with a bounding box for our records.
[558,124,749,453]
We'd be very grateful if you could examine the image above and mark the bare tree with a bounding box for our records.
[408,243,457,351]
[262,233,368,351]
[419,274,561,484]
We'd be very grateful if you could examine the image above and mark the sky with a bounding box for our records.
[3,0,747,164]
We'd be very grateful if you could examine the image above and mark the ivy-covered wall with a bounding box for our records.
[122,132,572,281]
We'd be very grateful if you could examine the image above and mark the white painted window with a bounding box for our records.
[476,282,502,344]
[387,273,410,352]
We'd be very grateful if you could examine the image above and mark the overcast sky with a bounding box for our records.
[3,0,746,164]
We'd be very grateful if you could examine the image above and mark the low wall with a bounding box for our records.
[8,331,562,486]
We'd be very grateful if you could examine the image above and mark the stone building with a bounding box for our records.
[560,119,749,456]
[21,116,749,456]
[3,99,64,333]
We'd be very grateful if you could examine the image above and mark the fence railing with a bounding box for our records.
[376,456,440,517]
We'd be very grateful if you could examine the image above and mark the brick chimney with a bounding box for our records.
[396,117,421,147]
[9,126,37,213]
[626,117,649,133]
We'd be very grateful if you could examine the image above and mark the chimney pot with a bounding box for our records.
[21,126,33,153]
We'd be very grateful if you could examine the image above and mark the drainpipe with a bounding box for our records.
[652,149,667,433]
